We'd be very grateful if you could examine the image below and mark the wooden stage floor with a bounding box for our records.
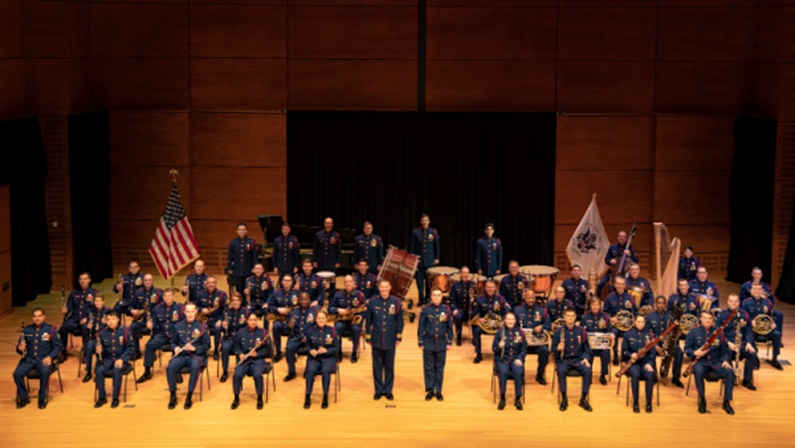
[2,276,794,447]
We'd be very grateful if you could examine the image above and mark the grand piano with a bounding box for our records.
[257,215,357,273]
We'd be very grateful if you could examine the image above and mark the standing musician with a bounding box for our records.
[552,308,593,412]
[418,289,453,401]
[82,293,110,383]
[625,264,654,308]
[312,217,342,298]
[14,308,63,409]
[597,230,638,297]
[739,267,784,342]
[273,222,301,278]
[354,260,377,300]
[181,259,208,300]
[138,288,183,383]
[166,303,210,410]
[546,285,574,324]
[295,259,325,308]
[562,264,590,319]
[684,310,735,415]
[475,223,503,278]
[742,283,784,370]
[499,260,530,306]
[689,266,720,308]
[449,266,477,346]
[409,213,440,306]
[59,271,98,362]
[718,294,759,390]
[580,298,613,386]
[354,221,384,275]
[472,280,511,364]
[220,292,250,383]
[513,289,550,385]
[245,263,273,317]
[303,310,340,409]
[329,275,367,363]
[93,310,135,409]
[493,312,527,411]
[621,314,657,413]
[231,313,272,410]
[196,276,227,360]
[113,261,144,316]
[267,274,300,362]
[604,277,636,365]
[366,279,404,400]
[678,246,700,282]
[129,273,162,360]
[284,292,319,382]
[227,222,258,296]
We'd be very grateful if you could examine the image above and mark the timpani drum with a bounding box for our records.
[493,274,508,287]
[316,271,337,291]
[426,266,459,295]
[450,272,487,295]
[519,265,559,296]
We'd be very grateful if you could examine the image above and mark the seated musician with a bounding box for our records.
[647,295,683,387]
[718,294,759,390]
[196,276,227,361]
[625,264,654,308]
[678,246,700,282]
[604,277,636,365]
[245,263,273,317]
[545,286,574,325]
[82,293,110,383]
[354,260,377,300]
[513,289,550,385]
[580,298,613,385]
[418,289,453,401]
[621,314,656,413]
[449,266,477,346]
[689,267,720,311]
[14,308,63,409]
[231,313,272,410]
[498,260,530,307]
[304,310,340,409]
[296,259,325,308]
[740,267,784,344]
[742,283,783,370]
[267,274,300,362]
[166,303,210,410]
[285,292,319,382]
[492,312,526,411]
[181,259,207,300]
[562,264,589,319]
[597,230,638,297]
[666,279,697,388]
[220,292,249,383]
[472,280,511,364]
[552,308,593,412]
[685,310,735,415]
[138,288,183,383]
[328,275,366,363]
[93,310,135,408]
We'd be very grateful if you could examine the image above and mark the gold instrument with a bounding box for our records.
[696,294,717,312]
[551,318,565,333]
[18,320,26,357]
[328,304,368,325]
[266,312,289,323]
[522,328,550,347]
[587,332,612,351]
[613,310,634,332]
[752,314,773,336]
[198,296,222,323]
[733,313,743,385]
[470,313,502,335]
[638,305,654,317]
[626,286,645,308]
[679,314,699,335]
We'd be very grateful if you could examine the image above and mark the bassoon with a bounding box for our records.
[682,309,736,378]
[616,319,679,378]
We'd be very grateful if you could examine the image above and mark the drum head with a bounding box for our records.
[427,266,459,275]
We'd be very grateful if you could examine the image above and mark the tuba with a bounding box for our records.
[470,313,502,335]
[751,314,773,336]
[626,286,645,309]
[679,314,699,335]
[523,328,550,347]
[613,310,634,332]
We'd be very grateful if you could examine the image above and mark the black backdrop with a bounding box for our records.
[726,116,777,283]
[287,112,556,269]
[0,117,52,306]
[69,110,113,285]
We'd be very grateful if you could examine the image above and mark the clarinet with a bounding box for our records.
[18,320,26,358]
[733,313,743,384]
[95,319,103,363]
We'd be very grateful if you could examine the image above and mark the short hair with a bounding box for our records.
[94,292,106,301]
[107,310,121,320]
[484,222,494,230]
[589,298,601,306]
[237,223,247,229]
[282,222,291,228]
[629,263,640,269]
[751,266,762,273]
[363,221,373,227]
[420,213,430,220]
[378,279,391,286]
[700,310,714,318]
[563,308,577,315]
[655,295,667,303]
[508,260,519,267]
[231,291,243,301]
[727,293,740,302]
[302,258,312,265]
[614,277,626,284]
[697,266,708,273]
[317,310,329,319]
[78,271,91,279]
[206,275,217,282]
[678,278,689,284]
[185,302,197,311]
[571,264,582,270]
[299,292,311,300]
[430,288,443,295]
[163,288,175,296]
[685,246,694,252]
[31,307,45,316]
[485,279,496,287]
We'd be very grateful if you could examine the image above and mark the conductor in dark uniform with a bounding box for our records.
[227,223,259,296]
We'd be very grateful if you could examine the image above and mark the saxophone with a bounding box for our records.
[198,295,222,323]
[332,304,368,325]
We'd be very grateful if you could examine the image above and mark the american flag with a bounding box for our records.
[149,181,199,280]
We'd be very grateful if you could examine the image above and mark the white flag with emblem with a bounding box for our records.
[566,194,610,277]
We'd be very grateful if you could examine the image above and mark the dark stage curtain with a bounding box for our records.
[287,112,556,269]
[69,110,113,284]
[777,191,795,304]
[0,117,52,305]
[726,116,777,283]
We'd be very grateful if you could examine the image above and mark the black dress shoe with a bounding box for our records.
[536,376,547,386]
[671,378,684,388]
[184,394,193,410]
[612,357,619,366]
[436,392,444,401]
[17,398,30,409]
[322,395,329,409]
[212,351,219,361]
[284,372,296,382]
[473,354,482,364]
[351,354,358,364]
[273,352,284,363]
[257,395,263,410]
[374,393,382,400]
[82,373,93,383]
[599,375,607,386]
[304,395,311,409]
[698,397,706,414]
[579,398,593,412]
[455,338,462,346]
[385,393,394,400]
[220,372,228,383]
[111,399,119,409]
[168,394,177,410]
[742,381,757,391]
[231,396,240,410]
[136,371,152,383]
[633,402,640,413]
[94,398,107,408]
[722,400,734,415]
[38,400,47,410]
[425,391,434,401]
[559,397,568,412]
[515,398,523,411]
[498,396,506,410]
[646,403,652,413]
[768,359,784,370]
[133,352,142,361]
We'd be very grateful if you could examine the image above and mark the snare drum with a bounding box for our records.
[426,266,459,294]
[519,265,559,295]
[316,271,336,291]
[449,273,487,295]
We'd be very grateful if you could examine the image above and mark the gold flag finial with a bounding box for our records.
[169,169,179,183]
